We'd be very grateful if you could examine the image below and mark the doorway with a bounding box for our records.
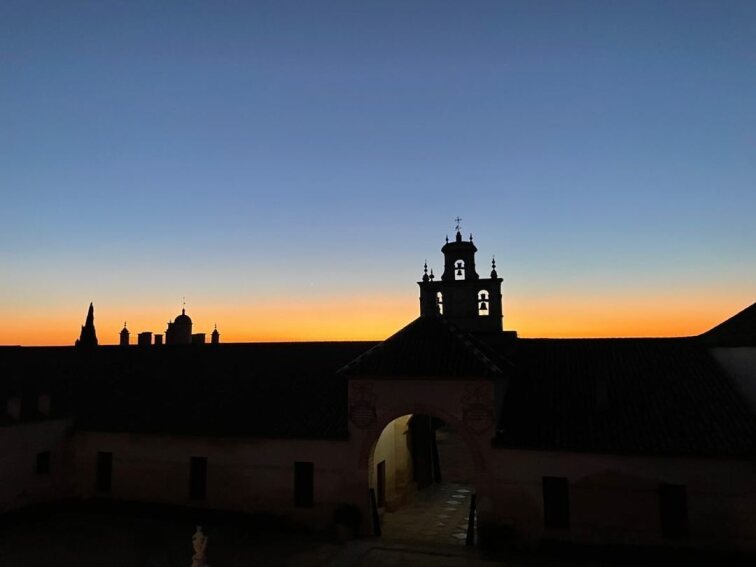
[369,414,476,545]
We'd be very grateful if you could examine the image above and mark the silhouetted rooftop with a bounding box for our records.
[0,342,375,438]
[1,307,754,456]
[699,302,756,346]
[339,315,506,379]
[492,337,756,458]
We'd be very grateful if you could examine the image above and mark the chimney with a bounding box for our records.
[137,332,153,347]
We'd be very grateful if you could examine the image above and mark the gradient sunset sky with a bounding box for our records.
[1,1,754,346]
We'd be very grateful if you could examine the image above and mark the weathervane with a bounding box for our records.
[454,216,462,233]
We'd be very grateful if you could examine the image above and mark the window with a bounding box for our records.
[542,476,570,529]
[436,292,444,315]
[294,461,314,508]
[7,396,21,420]
[190,457,208,500]
[38,394,51,416]
[97,451,113,492]
[478,290,489,316]
[35,451,50,475]
[659,483,688,539]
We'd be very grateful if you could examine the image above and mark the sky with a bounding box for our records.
[1,0,755,345]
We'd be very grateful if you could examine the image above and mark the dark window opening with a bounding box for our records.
[376,460,386,508]
[543,476,570,529]
[659,483,688,539]
[294,461,314,508]
[97,451,113,492]
[35,451,50,475]
[190,457,208,500]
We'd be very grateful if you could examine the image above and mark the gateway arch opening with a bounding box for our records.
[368,413,477,545]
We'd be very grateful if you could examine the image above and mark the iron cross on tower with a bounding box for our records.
[454,216,462,233]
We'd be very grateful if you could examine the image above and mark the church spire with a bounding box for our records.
[76,302,99,347]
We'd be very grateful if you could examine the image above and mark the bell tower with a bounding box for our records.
[418,219,503,333]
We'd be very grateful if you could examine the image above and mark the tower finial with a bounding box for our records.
[454,216,462,233]
[182,296,186,315]
[119,319,130,346]
[491,255,498,278]
[422,260,429,282]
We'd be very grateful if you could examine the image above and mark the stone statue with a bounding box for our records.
[191,526,208,567]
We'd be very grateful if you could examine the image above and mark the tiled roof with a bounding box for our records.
[339,315,506,379]
[0,347,79,424]
[491,338,756,458]
[0,342,375,439]
[699,302,756,346]
[2,315,754,458]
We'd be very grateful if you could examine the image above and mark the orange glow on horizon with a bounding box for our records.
[0,291,751,346]
[507,292,750,338]
[0,295,418,346]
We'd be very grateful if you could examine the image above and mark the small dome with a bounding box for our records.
[174,308,192,325]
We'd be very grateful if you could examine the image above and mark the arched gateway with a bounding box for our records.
[340,313,510,538]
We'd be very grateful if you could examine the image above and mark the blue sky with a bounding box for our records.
[1,1,754,343]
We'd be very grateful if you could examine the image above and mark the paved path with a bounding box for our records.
[381,482,474,546]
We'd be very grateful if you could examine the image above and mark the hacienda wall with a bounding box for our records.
[488,448,756,550]
[4,418,755,553]
[0,419,75,513]
[74,432,353,530]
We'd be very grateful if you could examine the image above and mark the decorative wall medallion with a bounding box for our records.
[349,382,377,429]
[461,383,493,434]
[349,400,377,429]
[462,402,493,434]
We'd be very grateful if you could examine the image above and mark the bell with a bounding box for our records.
[457,268,462,276]
[479,301,488,311]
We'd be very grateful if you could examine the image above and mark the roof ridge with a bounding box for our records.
[437,317,505,377]
[699,301,756,345]
[339,315,505,379]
